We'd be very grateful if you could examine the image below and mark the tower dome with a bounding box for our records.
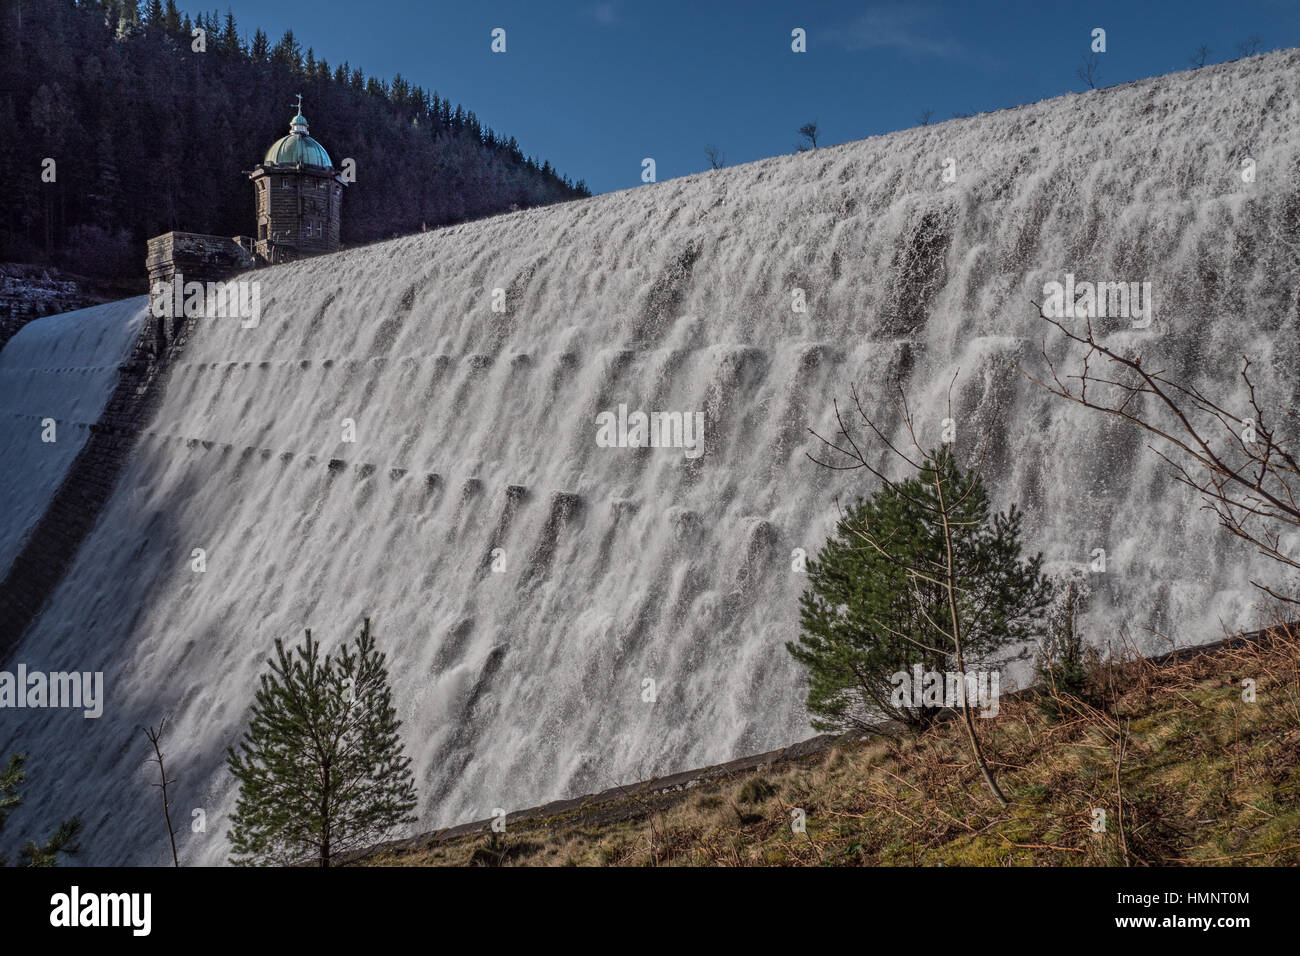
[262,108,334,168]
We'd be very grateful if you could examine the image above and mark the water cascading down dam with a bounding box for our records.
[0,50,1298,864]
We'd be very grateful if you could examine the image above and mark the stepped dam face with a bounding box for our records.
[0,299,145,579]
[1,51,1298,864]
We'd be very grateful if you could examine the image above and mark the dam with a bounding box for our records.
[0,49,1297,864]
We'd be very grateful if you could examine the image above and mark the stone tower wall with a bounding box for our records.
[252,168,342,260]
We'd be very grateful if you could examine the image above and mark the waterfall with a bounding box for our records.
[0,298,146,577]
[1,51,1297,864]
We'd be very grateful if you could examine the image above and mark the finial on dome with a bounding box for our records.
[290,94,308,134]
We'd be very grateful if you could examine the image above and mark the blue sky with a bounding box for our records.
[209,0,1300,195]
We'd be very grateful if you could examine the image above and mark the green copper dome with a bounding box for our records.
[263,108,333,168]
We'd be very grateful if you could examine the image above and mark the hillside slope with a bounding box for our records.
[364,626,1300,867]
[1,50,1298,865]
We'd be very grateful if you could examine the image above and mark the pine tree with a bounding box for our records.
[789,448,1052,732]
[219,10,240,56]
[390,72,409,106]
[271,28,302,72]
[226,619,417,867]
[796,386,1055,805]
[0,755,22,852]
[0,754,83,867]
[88,119,121,228]
[115,0,140,39]
[163,0,181,35]
[249,27,269,62]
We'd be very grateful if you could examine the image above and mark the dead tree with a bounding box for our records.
[704,144,725,170]
[1026,305,1300,605]
[1077,54,1101,90]
[797,121,820,151]
[144,719,180,866]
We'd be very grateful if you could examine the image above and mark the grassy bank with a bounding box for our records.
[365,626,1300,866]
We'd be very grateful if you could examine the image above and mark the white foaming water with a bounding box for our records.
[1,53,1298,864]
[0,298,147,577]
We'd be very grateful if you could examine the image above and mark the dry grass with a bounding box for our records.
[364,624,1300,867]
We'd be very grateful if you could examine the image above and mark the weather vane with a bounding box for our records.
[292,93,303,112]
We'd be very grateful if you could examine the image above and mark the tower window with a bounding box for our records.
[281,178,291,189]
